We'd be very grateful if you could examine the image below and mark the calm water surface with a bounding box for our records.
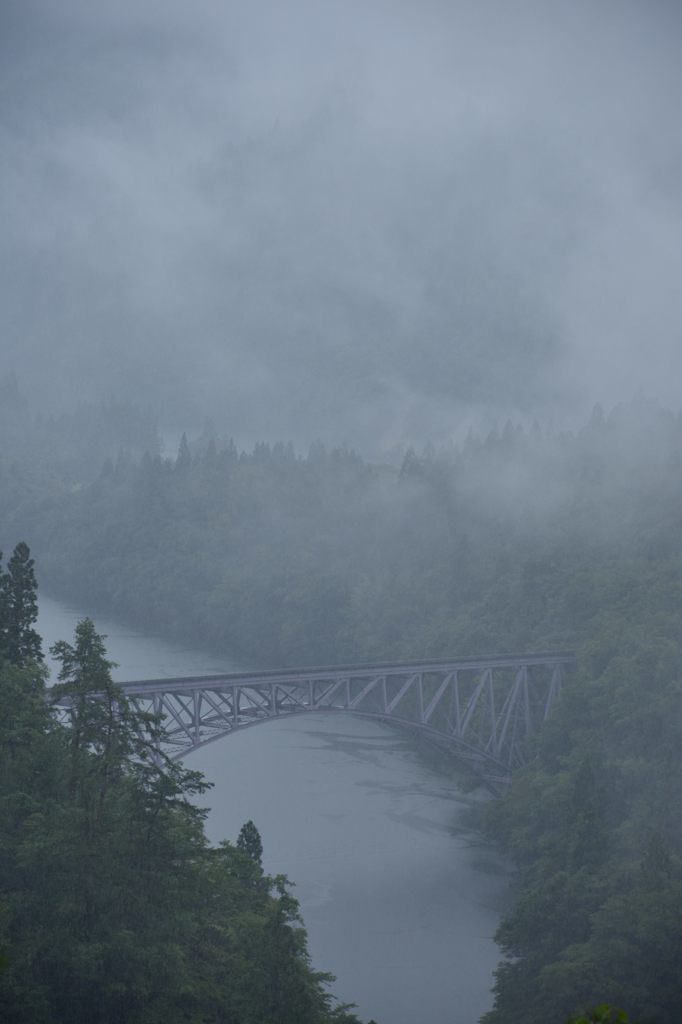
[38,595,505,1024]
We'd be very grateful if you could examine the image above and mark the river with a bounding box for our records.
[37,595,506,1024]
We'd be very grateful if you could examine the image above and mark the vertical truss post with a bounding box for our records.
[449,671,461,736]
[522,667,532,737]
[487,670,497,752]
[543,664,562,720]
[192,691,201,744]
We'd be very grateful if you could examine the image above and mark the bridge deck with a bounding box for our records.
[118,650,576,695]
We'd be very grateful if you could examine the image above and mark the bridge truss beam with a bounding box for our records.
[115,653,575,793]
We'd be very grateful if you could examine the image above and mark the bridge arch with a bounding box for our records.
[119,653,576,793]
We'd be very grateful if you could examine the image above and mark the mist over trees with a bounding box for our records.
[0,377,159,482]
[5,394,682,669]
[2,393,682,1020]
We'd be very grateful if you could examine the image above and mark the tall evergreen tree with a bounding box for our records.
[50,617,206,810]
[0,542,42,666]
[237,819,264,867]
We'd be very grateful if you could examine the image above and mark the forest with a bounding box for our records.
[0,542,365,1023]
[1,389,682,1022]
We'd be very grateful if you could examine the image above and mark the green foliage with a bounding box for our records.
[0,610,364,1023]
[568,1007,630,1024]
[481,615,682,1023]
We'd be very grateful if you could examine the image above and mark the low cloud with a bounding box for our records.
[2,0,681,450]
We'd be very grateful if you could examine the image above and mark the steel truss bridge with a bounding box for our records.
[116,652,576,792]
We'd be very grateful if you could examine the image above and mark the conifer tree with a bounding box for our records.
[237,819,264,867]
[0,542,42,666]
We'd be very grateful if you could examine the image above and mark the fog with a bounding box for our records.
[2,0,681,453]
[3,9,682,1021]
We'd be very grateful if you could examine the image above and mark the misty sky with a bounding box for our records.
[2,0,681,452]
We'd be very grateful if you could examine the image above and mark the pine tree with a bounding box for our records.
[50,617,207,809]
[0,542,42,666]
[237,819,264,867]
